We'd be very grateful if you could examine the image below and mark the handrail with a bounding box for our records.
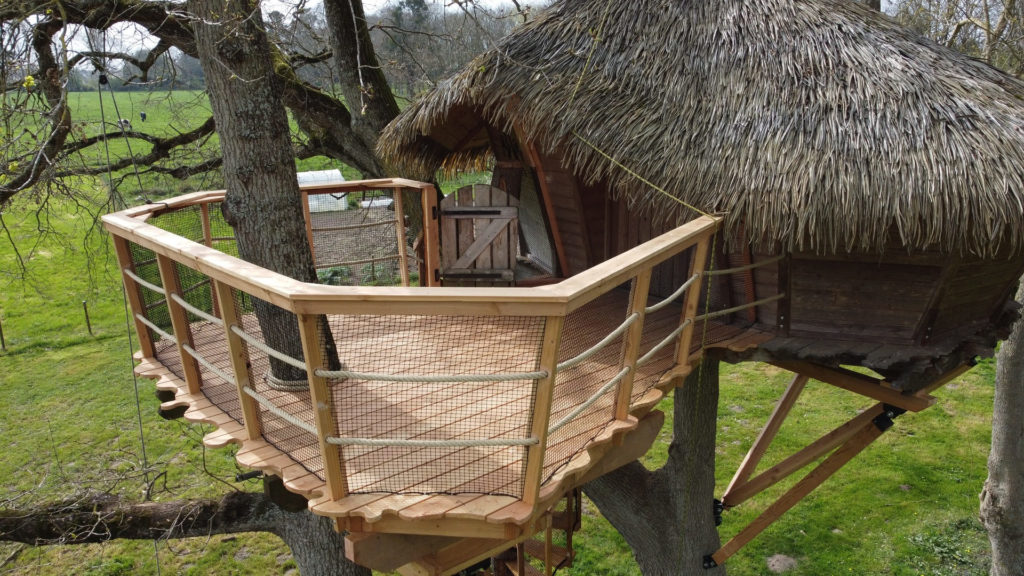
[102,190,721,318]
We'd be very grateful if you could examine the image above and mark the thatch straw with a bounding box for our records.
[379,0,1024,256]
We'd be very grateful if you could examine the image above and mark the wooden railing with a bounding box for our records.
[103,179,720,510]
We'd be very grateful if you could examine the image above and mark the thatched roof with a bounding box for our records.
[379,0,1024,256]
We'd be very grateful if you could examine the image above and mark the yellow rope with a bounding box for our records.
[567,0,615,109]
[571,130,712,219]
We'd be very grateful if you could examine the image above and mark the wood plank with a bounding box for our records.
[421,186,442,287]
[345,532,459,573]
[297,313,349,501]
[523,317,565,505]
[454,218,513,269]
[723,374,809,500]
[156,254,203,394]
[770,360,934,412]
[721,404,884,507]
[213,279,262,440]
[711,419,885,567]
[614,270,652,420]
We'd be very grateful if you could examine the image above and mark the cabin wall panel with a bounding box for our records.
[787,258,941,344]
[533,152,590,276]
[929,259,1024,339]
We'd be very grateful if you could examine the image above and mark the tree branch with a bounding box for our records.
[0,491,276,546]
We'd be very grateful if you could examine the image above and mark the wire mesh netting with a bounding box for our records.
[235,292,324,480]
[308,188,416,286]
[630,248,696,406]
[125,241,173,367]
[542,285,632,484]
[174,262,241,423]
[324,313,544,496]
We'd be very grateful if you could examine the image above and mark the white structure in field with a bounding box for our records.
[299,169,348,213]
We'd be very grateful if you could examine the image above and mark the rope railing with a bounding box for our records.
[694,293,786,322]
[636,318,693,367]
[556,313,639,371]
[645,273,700,315]
[243,386,318,435]
[704,255,785,277]
[315,367,549,383]
[123,268,164,295]
[326,435,539,448]
[181,343,235,385]
[170,293,224,326]
[135,313,175,342]
[230,325,308,372]
[548,366,631,434]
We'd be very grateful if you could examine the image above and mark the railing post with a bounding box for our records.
[421,185,441,287]
[213,280,262,441]
[522,316,564,506]
[112,236,156,358]
[301,189,317,265]
[676,232,714,364]
[613,269,653,420]
[393,188,411,287]
[297,313,349,501]
[156,254,203,394]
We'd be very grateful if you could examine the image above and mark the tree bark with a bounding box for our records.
[190,0,340,380]
[0,492,275,545]
[585,356,726,575]
[0,487,368,576]
[980,280,1024,576]
[322,0,400,176]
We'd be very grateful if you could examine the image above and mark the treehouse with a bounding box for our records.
[103,0,1024,573]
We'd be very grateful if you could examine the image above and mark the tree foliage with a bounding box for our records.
[890,0,1022,76]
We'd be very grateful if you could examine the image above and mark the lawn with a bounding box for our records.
[0,91,997,575]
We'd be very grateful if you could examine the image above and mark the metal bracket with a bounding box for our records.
[872,403,907,432]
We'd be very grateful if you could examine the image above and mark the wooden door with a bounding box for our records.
[440,184,519,286]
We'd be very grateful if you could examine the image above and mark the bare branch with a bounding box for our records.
[0,491,276,546]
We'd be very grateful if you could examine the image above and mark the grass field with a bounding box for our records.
[0,92,997,575]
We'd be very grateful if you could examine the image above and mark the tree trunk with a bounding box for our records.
[272,506,368,576]
[585,356,726,575]
[980,280,1024,576]
[0,492,275,545]
[190,0,340,381]
[322,0,400,177]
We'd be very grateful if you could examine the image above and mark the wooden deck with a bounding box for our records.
[147,287,769,538]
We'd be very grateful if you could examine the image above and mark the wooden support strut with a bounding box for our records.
[707,412,887,568]
[112,236,156,358]
[522,316,565,506]
[156,253,203,394]
[421,185,442,287]
[723,373,809,499]
[213,279,262,441]
[709,363,973,568]
[296,313,349,502]
[769,360,935,412]
[614,269,653,420]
